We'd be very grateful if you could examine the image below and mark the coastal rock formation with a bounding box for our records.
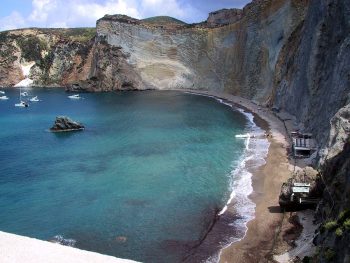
[50,116,84,132]
[0,28,96,87]
[66,39,142,92]
[320,104,350,164]
[0,0,349,261]
[96,0,307,98]
[0,0,308,99]
[271,0,350,148]
[206,9,243,27]
[311,103,350,262]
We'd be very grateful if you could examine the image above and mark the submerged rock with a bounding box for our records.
[50,116,84,132]
[49,235,76,247]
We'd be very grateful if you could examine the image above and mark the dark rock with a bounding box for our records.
[66,83,88,93]
[50,116,84,132]
[206,8,243,27]
[65,40,143,92]
[49,235,76,247]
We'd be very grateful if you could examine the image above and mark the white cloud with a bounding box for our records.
[140,0,198,21]
[0,0,204,31]
[29,0,57,23]
[25,0,141,28]
[72,0,140,23]
[0,11,27,31]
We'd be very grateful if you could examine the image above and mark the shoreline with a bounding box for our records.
[176,89,292,262]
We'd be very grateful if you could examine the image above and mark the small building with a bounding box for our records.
[291,132,316,157]
[279,182,319,208]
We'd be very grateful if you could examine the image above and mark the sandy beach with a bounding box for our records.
[177,89,294,263]
[219,136,291,263]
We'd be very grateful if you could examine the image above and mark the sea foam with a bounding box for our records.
[184,91,270,251]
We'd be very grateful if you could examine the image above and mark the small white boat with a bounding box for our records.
[0,95,9,100]
[15,101,29,107]
[68,94,81,100]
[0,91,5,94]
[235,134,251,138]
[30,96,39,102]
[15,87,29,107]
[21,91,29,97]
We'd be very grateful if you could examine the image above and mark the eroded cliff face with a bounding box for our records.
[0,28,96,87]
[313,103,350,263]
[271,0,350,148]
[0,0,309,100]
[96,0,307,101]
[69,39,142,92]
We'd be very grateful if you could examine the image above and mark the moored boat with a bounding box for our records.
[235,133,250,138]
[15,87,29,107]
[15,101,29,107]
[68,94,81,100]
[30,96,39,102]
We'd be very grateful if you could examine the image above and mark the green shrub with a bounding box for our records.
[16,36,47,61]
[60,28,96,42]
[0,31,9,42]
[343,218,350,230]
[38,51,54,71]
[338,209,350,223]
[324,220,338,231]
[335,227,343,237]
[324,248,336,261]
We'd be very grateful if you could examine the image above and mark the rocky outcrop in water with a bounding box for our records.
[50,116,84,132]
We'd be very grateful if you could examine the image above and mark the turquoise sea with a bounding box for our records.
[0,89,259,262]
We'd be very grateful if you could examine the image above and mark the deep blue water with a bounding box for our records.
[0,88,249,262]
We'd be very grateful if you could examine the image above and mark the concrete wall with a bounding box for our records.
[0,231,139,263]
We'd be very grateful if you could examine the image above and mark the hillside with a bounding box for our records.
[141,16,186,25]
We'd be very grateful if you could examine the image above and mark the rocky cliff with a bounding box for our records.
[313,103,350,263]
[1,0,350,261]
[270,0,350,258]
[0,0,308,98]
[271,0,350,149]
[96,0,306,100]
[0,28,96,87]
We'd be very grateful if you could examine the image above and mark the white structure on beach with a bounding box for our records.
[0,231,139,263]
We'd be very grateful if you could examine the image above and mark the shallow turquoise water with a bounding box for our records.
[0,89,248,262]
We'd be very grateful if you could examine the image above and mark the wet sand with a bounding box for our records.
[219,137,291,263]
[176,89,293,263]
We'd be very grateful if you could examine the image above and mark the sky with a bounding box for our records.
[0,0,251,31]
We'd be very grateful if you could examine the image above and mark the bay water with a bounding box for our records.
[0,89,255,262]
